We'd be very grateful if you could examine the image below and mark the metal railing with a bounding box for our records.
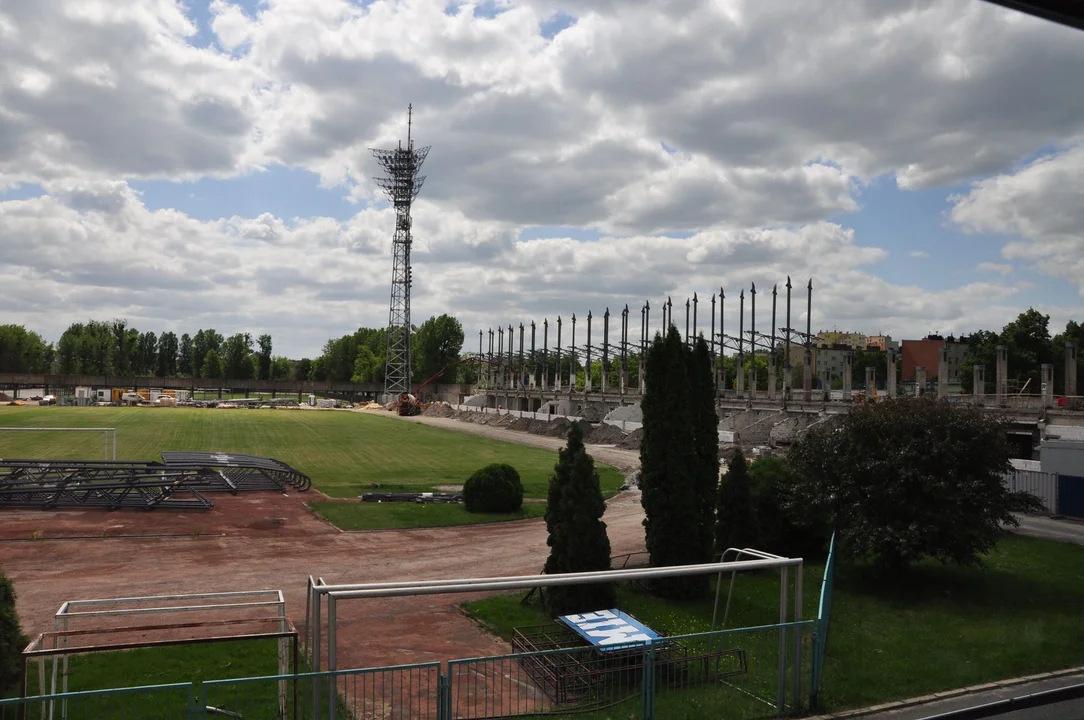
[445,621,811,720]
[0,682,193,720]
[202,663,441,720]
[810,532,837,709]
[3,621,815,719]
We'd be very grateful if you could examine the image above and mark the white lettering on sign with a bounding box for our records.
[211,454,233,464]
[563,610,655,646]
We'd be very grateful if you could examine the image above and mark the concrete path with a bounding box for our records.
[811,670,1084,719]
[1012,514,1084,545]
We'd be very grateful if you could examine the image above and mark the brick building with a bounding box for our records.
[900,335,970,383]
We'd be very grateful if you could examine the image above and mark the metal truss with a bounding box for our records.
[371,104,430,398]
[0,453,312,511]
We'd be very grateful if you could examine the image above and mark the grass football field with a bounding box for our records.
[0,406,624,528]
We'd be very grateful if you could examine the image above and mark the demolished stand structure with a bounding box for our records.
[371,105,431,400]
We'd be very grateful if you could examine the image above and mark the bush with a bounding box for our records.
[715,448,757,554]
[463,464,524,513]
[748,457,829,560]
[1,570,28,697]
[787,396,1042,570]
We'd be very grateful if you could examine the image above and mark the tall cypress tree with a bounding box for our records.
[544,422,616,616]
[639,325,705,599]
[716,447,758,553]
[0,571,28,697]
[689,336,719,564]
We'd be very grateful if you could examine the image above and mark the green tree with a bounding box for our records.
[748,457,828,558]
[689,336,719,564]
[352,346,380,383]
[201,349,225,380]
[222,333,254,379]
[715,448,757,552]
[270,356,292,380]
[257,334,273,381]
[136,331,157,375]
[639,326,705,599]
[959,329,999,394]
[178,333,193,376]
[544,422,616,616]
[413,315,464,384]
[294,358,314,382]
[0,325,53,373]
[1052,320,1084,395]
[787,396,1042,570]
[0,570,28,697]
[157,331,179,377]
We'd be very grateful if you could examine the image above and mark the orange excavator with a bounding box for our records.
[397,356,502,416]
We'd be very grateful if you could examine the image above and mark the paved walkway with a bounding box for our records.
[811,670,1084,719]
[1012,514,1084,545]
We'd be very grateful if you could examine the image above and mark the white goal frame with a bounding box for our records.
[0,427,117,460]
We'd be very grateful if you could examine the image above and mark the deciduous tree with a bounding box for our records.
[787,396,1042,570]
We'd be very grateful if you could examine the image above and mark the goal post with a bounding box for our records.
[0,427,117,461]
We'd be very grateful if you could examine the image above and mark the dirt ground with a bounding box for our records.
[1,412,647,677]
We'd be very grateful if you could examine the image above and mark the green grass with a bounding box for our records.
[310,500,547,530]
[463,534,1084,713]
[0,407,624,503]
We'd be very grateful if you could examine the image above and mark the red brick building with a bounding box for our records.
[900,335,970,383]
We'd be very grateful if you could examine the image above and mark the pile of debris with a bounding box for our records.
[420,405,620,444]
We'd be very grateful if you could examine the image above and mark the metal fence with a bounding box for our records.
[443,621,811,720]
[202,663,441,720]
[1003,469,1059,514]
[810,532,837,709]
[0,682,193,720]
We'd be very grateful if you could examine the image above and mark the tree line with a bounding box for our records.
[0,321,288,381]
[961,309,1084,395]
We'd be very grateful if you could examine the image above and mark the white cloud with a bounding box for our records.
[2,0,1084,355]
[2,184,1071,357]
[951,143,1084,293]
[910,250,930,259]
[977,261,1013,275]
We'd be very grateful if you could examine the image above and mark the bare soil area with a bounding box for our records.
[2,490,646,676]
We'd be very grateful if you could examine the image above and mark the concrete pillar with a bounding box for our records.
[1067,343,1078,397]
[803,349,813,402]
[750,361,758,400]
[819,368,830,399]
[767,359,777,401]
[1042,363,1054,407]
[842,351,853,397]
[865,366,876,400]
[915,366,926,396]
[783,363,792,395]
[974,364,985,403]
[736,355,745,394]
[638,356,644,395]
[887,349,897,398]
[937,346,948,399]
[996,344,1008,405]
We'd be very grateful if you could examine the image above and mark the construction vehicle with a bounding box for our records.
[395,355,502,416]
[398,393,422,416]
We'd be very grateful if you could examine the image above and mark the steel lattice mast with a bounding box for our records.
[370,105,431,399]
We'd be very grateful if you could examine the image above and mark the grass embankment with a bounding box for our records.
[464,535,1084,712]
[0,407,622,529]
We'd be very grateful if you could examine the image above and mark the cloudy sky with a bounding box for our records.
[2,0,1084,359]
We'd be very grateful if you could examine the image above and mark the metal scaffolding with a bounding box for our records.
[371,104,430,399]
[0,452,312,511]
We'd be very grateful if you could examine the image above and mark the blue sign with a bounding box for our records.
[558,609,659,650]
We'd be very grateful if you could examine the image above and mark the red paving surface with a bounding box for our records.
[1,489,648,674]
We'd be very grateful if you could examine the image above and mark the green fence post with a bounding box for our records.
[436,669,450,720]
[641,641,656,720]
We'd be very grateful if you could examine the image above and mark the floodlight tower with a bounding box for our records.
[370,105,431,400]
